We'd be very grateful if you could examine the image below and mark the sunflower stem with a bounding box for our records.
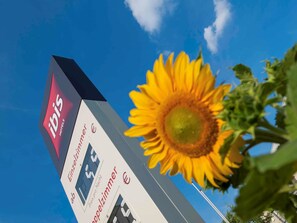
[242,140,262,155]
[259,118,288,138]
[244,139,254,144]
[242,128,287,155]
[254,128,288,144]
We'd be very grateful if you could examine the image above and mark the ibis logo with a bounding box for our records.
[43,74,72,158]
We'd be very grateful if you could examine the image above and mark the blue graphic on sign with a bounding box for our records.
[108,195,137,223]
[75,143,99,205]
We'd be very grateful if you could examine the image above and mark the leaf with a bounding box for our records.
[275,107,286,129]
[258,82,275,101]
[282,44,297,74]
[289,194,297,209]
[250,139,297,173]
[232,64,254,83]
[286,63,297,140]
[229,160,250,188]
[234,164,295,221]
[265,44,297,96]
[270,193,297,223]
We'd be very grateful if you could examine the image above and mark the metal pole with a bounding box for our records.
[192,183,230,223]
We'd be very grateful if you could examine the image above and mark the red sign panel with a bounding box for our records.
[42,74,72,158]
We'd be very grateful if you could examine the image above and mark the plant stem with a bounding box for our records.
[259,118,288,138]
[242,128,288,155]
[254,128,288,144]
[244,139,254,144]
[242,140,262,155]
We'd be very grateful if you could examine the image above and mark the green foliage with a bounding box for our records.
[286,64,297,140]
[271,193,297,223]
[275,106,286,129]
[224,207,242,223]
[224,206,273,223]
[219,64,266,138]
[217,43,297,222]
[265,44,297,96]
[218,61,286,161]
[232,64,253,82]
[250,139,297,172]
[234,162,295,221]
[229,160,250,188]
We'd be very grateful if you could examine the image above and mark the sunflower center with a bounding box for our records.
[165,106,203,144]
[157,93,219,158]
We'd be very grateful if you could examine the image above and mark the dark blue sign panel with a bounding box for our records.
[108,195,137,223]
[75,143,100,205]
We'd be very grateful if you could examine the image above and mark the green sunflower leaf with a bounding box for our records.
[234,163,295,221]
[229,159,250,188]
[286,63,297,140]
[270,193,297,223]
[258,82,275,102]
[232,64,253,83]
[265,44,297,96]
[250,139,297,173]
[282,43,297,79]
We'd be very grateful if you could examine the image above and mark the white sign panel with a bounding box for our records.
[61,101,167,223]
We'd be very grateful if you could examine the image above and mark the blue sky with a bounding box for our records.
[0,0,296,222]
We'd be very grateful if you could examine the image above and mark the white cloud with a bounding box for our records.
[124,0,176,34]
[204,0,231,54]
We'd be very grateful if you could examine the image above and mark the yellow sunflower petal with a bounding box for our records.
[193,58,202,82]
[146,70,159,89]
[129,90,156,109]
[165,53,174,77]
[160,163,172,175]
[173,52,190,91]
[130,108,156,117]
[160,155,174,174]
[146,68,172,98]
[169,162,179,176]
[124,125,155,137]
[144,142,164,156]
[148,148,167,168]
[213,130,233,153]
[192,158,206,188]
[155,54,173,94]
[209,158,229,182]
[203,84,231,105]
[224,157,240,168]
[202,74,215,96]
[209,152,233,175]
[128,115,155,125]
[203,157,219,187]
[184,61,195,92]
[209,103,224,114]
[138,84,164,103]
[181,157,193,183]
[140,137,160,149]
[194,64,215,98]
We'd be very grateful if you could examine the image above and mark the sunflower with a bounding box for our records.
[124,52,243,188]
